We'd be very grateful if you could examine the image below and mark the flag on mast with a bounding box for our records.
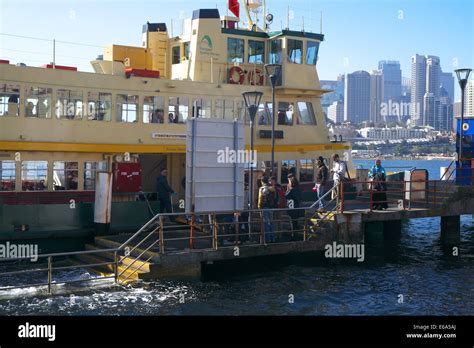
[228,0,240,17]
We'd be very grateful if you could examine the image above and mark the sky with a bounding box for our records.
[0,0,473,100]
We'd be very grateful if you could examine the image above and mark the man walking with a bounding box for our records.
[157,168,175,221]
[258,176,277,243]
[314,156,328,211]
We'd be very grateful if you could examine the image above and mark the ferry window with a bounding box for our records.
[25,87,52,118]
[248,40,265,64]
[56,89,83,120]
[269,39,282,64]
[172,46,181,65]
[21,161,48,191]
[306,41,319,65]
[84,161,108,190]
[281,160,297,184]
[88,92,112,121]
[278,102,294,125]
[183,42,190,60]
[296,102,316,125]
[168,97,189,124]
[143,96,164,124]
[287,39,303,64]
[53,161,78,191]
[258,103,271,125]
[0,160,15,191]
[0,84,20,117]
[117,94,139,123]
[192,99,212,118]
[235,100,249,125]
[299,159,314,182]
[227,38,244,63]
[215,99,234,119]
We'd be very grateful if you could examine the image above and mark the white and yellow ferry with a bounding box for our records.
[0,1,352,250]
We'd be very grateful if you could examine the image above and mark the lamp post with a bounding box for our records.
[264,64,282,177]
[242,91,263,212]
[455,68,471,165]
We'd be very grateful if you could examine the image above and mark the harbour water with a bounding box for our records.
[0,160,473,315]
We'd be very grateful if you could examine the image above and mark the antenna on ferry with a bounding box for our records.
[320,11,323,34]
[286,6,289,30]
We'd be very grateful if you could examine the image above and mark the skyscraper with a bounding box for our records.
[328,101,344,124]
[423,56,441,127]
[440,71,455,101]
[378,60,401,103]
[410,54,427,126]
[344,71,370,124]
[369,70,384,124]
[466,80,474,117]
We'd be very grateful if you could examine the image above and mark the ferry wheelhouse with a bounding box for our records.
[0,2,352,250]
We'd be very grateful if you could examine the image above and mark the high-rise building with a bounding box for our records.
[437,87,453,131]
[440,71,455,101]
[423,56,441,127]
[320,75,344,117]
[344,70,370,124]
[378,60,401,103]
[369,70,384,124]
[328,101,344,124]
[410,54,427,126]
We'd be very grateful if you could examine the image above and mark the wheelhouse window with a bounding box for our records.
[0,160,15,191]
[56,89,83,120]
[306,41,320,65]
[172,46,181,65]
[84,161,108,190]
[299,159,314,182]
[215,100,234,119]
[0,84,20,117]
[88,92,112,121]
[192,98,212,118]
[287,39,303,64]
[183,42,190,60]
[281,160,297,184]
[258,103,272,125]
[278,102,294,125]
[269,39,282,64]
[117,94,138,123]
[143,96,164,124]
[53,161,78,190]
[168,97,188,124]
[296,102,316,125]
[22,161,47,191]
[227,38,244,63]
[25,87,52,118]
[248,40,265,64]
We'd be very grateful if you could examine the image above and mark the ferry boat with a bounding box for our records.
[0,1,352,252]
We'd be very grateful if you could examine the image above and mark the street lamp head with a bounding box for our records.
[242,91,263,123]
[455,68,472,88]
[264,64,282,87]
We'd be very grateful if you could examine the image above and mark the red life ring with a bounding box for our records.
[228,66,245,84]
[249,68,264,86]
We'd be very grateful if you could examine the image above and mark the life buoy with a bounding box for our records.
[228,66,245,84]
[249,68,264,86]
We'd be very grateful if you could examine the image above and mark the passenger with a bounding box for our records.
[25,102,35,117]
[278,109,287,125]
[271,176,285,241]
[285,177,303,234]
[168,112,175,123]
[372,171,388,210]
[368,159,386,180]
[314,156,329,211]
[330,153,346,199]
[156,168,175,221]
[258,176,277,243]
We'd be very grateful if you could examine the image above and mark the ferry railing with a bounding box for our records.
[337,176,471,213]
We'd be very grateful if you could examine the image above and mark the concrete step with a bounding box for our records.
[84,244,151,272]
[93,236,160,262]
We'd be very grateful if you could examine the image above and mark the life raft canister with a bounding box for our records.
[249,68,264,86]
[228,66,245,84]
